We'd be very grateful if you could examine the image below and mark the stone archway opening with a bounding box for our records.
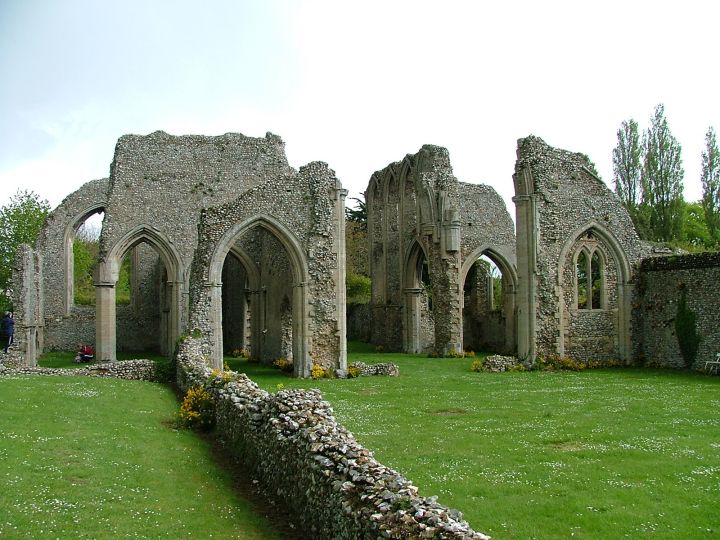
[114,241,172,355]
[217,224,302,371]
[462,251,516,355]
[95,227,183,362]
[403,242,435,353]
[221,250,252,358]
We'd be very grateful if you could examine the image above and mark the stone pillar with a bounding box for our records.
[403,287,423,353]
[208,282,223,370]
[292,281,309,378]
[334,185,348,371]
[513,192,538,361]
[95,282,116,362]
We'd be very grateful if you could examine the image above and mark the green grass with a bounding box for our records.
[0,375,280,539]
[228,342,720,539]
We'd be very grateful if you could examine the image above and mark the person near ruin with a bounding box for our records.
[2,312,14,353]
[74,344,95,363]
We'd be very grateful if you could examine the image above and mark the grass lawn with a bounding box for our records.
[0,374,281,539]
[228,342,720,539]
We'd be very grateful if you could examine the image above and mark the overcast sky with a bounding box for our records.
[1,0,719,215]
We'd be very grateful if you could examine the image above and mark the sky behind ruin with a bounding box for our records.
[1,0,719,214]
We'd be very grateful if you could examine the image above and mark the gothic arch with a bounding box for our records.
[207,215,310,374]
[460,245,518,354]
[402,240,430,353]
[63,203,105,315]
[95,225,185,361]
[557,221,632,361]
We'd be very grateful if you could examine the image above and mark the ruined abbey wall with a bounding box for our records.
[187,159,347,375]
[12,130,346,373]
[366,145,516,355]
[636,252,720,369]
[513,136,650,362]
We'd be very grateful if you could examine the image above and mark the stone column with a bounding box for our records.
[95,282,116,362]
[208,282,223,370]
[334,185,348,371]
[513,192,538,361]
[292,281,309,378]
[403,287,423,353]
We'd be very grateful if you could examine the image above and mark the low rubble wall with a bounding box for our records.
[176,337,489,539]
[0,359,157,380]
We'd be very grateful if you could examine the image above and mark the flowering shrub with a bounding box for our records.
[310,363,328,379]
[178,386,214,430]
[430,349,475,359]
[347,365,361,378]
[470,360,483,372]
[209,368,234,384]
[272,358,293,373]
[536,354,623,371]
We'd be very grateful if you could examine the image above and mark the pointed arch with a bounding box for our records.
[207,214,310,374]
[402,240,430,353]
[460,245,518,355]
[63,203,105,315]
[557,221,633,361]
[95,225,185,361]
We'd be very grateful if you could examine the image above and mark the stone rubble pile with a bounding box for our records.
[0,359,157,381]
[481,355,520,372]
[177,337,489,539]
[350,361,400,377]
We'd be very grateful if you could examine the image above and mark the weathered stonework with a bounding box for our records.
[512,136,651,363]
[176,337,488,539]
[13,130,346,375]
[0,359,158,381]
[366,145,516,355]
[636,252,720,369]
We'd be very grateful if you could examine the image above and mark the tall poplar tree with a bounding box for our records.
[612,119,644,232]
[641,104,684,242]
[701,126,720,243]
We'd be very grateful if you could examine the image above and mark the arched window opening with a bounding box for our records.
[420,258,432,312]
[591,251,603,309]
[576,247,604,310]
[219,226,294,366]
[72,211,103,305]
[222,253,250,356]
[576,250,588,309]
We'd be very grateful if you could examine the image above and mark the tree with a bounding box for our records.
[612,119,644,231]
[641,104,685,242]
[701,126,720,243]
[345,197,367,229]
[681,201,712,250]
[0,190,50,311]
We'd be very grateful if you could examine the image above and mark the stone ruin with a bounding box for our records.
[5,128,720,539]
[6,130,720,372]
[10,131,347,377]
[365,136,719,368]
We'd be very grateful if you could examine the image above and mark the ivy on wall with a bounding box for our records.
[675,284,701,368]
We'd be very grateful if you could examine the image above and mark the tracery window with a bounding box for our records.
[576,242,605,310]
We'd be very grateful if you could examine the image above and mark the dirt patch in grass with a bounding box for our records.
[356,388,381,395]
[549,440,583,452]
[431,407,468,416]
